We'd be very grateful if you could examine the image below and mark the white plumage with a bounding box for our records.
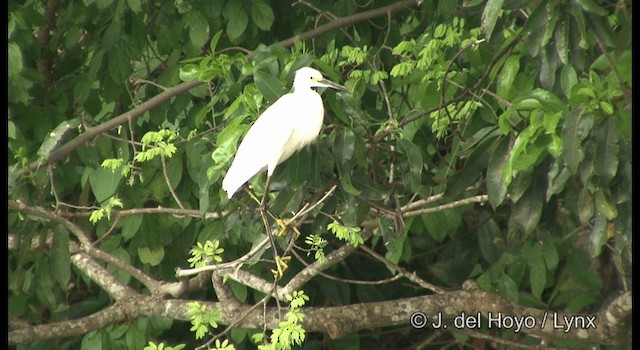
[222,67,346,199]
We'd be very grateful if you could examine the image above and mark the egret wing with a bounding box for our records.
[222,94,297,197]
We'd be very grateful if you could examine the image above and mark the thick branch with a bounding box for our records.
[25,79,203,171]
[275,0,421,49]
[9,288,631,346]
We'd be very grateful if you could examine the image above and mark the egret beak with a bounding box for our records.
[317,79,348,91]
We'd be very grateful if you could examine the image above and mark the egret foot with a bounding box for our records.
[275,218,301,238]
[271,255,291,278]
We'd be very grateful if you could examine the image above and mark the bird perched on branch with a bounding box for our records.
[222,67,347,203]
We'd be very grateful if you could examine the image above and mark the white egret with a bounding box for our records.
[222,67,347,202]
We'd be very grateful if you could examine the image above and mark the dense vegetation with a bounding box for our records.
[9,0,630,349]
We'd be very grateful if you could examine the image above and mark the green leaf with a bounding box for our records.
[496,55,520,99]
[333,129,356,168]
[8,42,23,79]
[498,273,519,302]
[89,166,123,204]
[560,64,577,99]
[37,119,81,163]
[138,246,165,266]
[250,0,274,31]
[51,225,71,290]
[477,218,504,263]
[446,134,495,197]
[209,29,223,53]
[126,322,146,350]
[339,172,361,196]
[554,18,569,64]
[121,214,143,240]
[398,139,423,193]
[593,117,619,185]
[481,0,504,40]
[561,107,592,174]
[126,0,141,12]
[577,187,594,223]
[510,173,544,235]
[487,136,512,208]
[589,213,608,257]
[541,242,559,271]
[594,188,617,220]
[529,261,546,300]
[254,69,286,104]
[108,49,130,84]
[81,331,103,350]
[574,0,609,16]
[224,2,248,42]
[187,12,209,49]
[546,161,570,201]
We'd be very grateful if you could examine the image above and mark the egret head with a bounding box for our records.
[293,67,347,92]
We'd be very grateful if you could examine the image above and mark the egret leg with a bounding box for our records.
[258,175,282,277]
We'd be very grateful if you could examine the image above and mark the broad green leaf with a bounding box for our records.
[497,273,519,302]
[51,225,71,290]
[574,0,609,16]
[138,246,165,266]
[522,2,548,56]
[487,136,512,208]
[339,172,361,196]
[497,55,520,99]
[481,0,504,40]
[36,119,81,164]
[593,117,619,185]
[108,49,130,84]
[589,213,607,257]
[561,107,592,174]
[541,242,559,271]
[528,89,564,113]
[529,261,546,300]
[229,279,248,303]
[539,47,554,90]
[594,188,617,220]
[286,146,311,188]
[398,139,423,193]
[250,0,274,31]
[511,175,544,235]
[165,155,183,190]
[446,135,495,197]
[126,0,141,12]
[333,129,355,168]
[560,64,577,99]
[120,214,143,240]
[546,161,570,201]
[89,166,123,203]
[8,42,23,78]
[477,218,504,263]
[422,209,462,243]
[577,187,594,223]
[224,2,248,42]
[554,19,569,64]
[379,217,402,264]
[81,332,103,350]
[253,69,286,104]
[126,322,146,350]
[187,12,209,49]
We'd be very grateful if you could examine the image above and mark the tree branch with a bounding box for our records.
[24,79,203,172]
[9,288,631,346]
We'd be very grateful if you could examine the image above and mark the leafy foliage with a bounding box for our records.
[8,0,630,348]
[186,302,222,340]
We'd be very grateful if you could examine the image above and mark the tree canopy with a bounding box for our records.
[9,0,631,349]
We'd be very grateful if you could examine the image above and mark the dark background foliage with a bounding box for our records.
[9,0,631,349]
